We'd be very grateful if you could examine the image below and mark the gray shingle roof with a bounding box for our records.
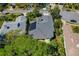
[0,16,26,35]
[60,11,79,23]
[29,15,54,39]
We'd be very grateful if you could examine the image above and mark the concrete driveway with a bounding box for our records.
[63,22,79,56]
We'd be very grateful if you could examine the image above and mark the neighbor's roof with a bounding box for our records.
[16,15,26,22]
[60,11,79,23]
[29,15,54,39]
[0,15,26,35]
[40,8,50,16]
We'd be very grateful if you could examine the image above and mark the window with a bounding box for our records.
[17,23,20,27]
[41,19,43,21]
[4,25,10,29]
[29,22,36,31]
[7,26,10,29]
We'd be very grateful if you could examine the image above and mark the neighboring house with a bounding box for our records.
[29,9,54,39]
[60,11,79,23]
[0,15,27,35]
[0,8,54,39]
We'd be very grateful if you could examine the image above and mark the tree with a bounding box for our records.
[0,49,5,56]
[0,4,3,12]
[16,3,30,9]
[54,19,62,28]
[4,45,13,56]
[5,30,20,43]
[32,3,47,10]
[0,13,20,21]
[0,4,10,12]
[51,5,60,19]
[27,9,42,21]
[0,34,61,56]
[64,3,79,10]
[55,28,62,36]
[33,8,42,17]
[49,40,59,56]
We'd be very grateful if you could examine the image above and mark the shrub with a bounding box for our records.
[72,26,79,33]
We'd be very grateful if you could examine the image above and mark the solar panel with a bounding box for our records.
[29,22,36,31]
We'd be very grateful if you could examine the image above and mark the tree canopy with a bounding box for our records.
[0,4,10,12]
[64,3,79,11]
[0,13,21,21]
[27,9,42,21]
[0,29,63,56]
[0,34,61,56]
[51,5,60,19]
[16,3,30,9]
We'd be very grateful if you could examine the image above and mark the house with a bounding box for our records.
[60,11,79,23]
[0,7,54,40]
[29,8,54,39]
[0,15,27,35]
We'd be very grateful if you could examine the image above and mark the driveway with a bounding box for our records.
[63,22,79,56]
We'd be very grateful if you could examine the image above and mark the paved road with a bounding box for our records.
[63,22,79,56]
